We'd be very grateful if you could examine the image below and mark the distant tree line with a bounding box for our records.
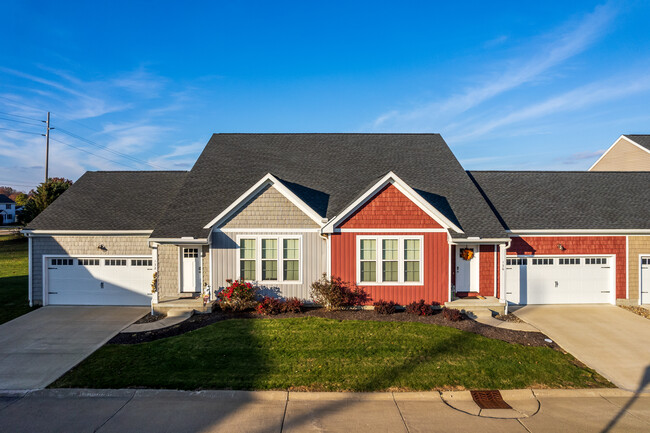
[0,178,73,225]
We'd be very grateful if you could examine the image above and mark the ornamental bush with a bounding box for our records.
[256,297,305,315]
[283,297,304,313]
[217,279,258,311]
[442,307,464,322]
[373,299,398,315]
[310,274,369,310]
[405,299,434,316]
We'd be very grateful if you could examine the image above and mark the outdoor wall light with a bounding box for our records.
[557,244,565,251]
[97,244,107,251]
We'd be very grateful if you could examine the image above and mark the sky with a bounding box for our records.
[1,1,650,192]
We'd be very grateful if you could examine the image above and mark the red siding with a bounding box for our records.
[507,236,627,299]
[330,231,449,305]
[339,184,443,229]
[478,245,496,297]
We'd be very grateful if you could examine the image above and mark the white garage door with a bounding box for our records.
[505,256,613,305]
[642,257,649,305]
[47,256,153,306]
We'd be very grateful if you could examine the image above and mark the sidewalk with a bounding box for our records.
[1,388,649,432]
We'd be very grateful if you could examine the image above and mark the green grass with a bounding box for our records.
[0,233,37,324]
[52,317,612,391]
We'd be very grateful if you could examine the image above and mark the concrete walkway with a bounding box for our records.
[514,305,650,392]
[1,388,649,432]
[474,316,539,332]
[0,306,147,390]
[122,310,192,333]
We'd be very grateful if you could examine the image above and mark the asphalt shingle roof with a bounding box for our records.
[27,171,187,231]
[624,135,650,152]
[151,134,508,239]
[0,194,15,204]
[468,171,650,230]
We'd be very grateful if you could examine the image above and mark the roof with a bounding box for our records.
[151,134,508,239]
[26,171,187,231]
[0,194,15,204]
[468,171,650,231]
[624,135,650,152]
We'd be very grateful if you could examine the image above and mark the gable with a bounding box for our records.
[590,137,650,171]
[220,184,320,229]
[338,184,444,229]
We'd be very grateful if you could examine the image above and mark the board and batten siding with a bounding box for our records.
[211,230,326,300]
[30,235,151,305]
[629,236,650,304]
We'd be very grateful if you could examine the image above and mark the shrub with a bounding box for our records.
[373,299,397,315]
[283,297,304,313]
[217,279,258,311]
[310,274,369,310]
[257,297,284,315]
[405,299,434,316]
[442,307,464,322]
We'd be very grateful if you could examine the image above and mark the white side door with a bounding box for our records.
[181,247,201,293]
[641,257,650,305]
[505,257,527,304]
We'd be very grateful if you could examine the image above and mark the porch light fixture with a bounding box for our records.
[97,244,107,251]
[557,244,565,251]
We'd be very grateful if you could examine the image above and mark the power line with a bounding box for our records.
[49,137,141,170]
[0,111,42,122]
[0,95,44,112]
[0,116,43,127]
[0,127,44,136]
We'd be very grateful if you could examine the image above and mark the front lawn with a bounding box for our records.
[52,317,612,391]
[0,234,36,324]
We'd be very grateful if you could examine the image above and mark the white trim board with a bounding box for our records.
[335,228,448,233]
[355,235,424,286]
[589,135,650,171]
[235,234,304,285]
[203,173,325,229]
[322,171,463,234]
[639,254,650,306]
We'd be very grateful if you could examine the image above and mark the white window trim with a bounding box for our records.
[235,234,303,285]
[356,235,424,286]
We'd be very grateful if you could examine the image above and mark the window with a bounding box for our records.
[131,259,153,267]
[283,239,300,281]
[532,258,554,265]
[105,259,127,266]
[240,239,256,280]
[559,258,580,265]
[183,248,198,258]
[51,258,73,266]
[357,237,423,284]
[643,258,649,265]
[238,236,301,282]
[506,258,527,266]
[5,204,10,209]
[78,259,100,266]
[586,257,607,265]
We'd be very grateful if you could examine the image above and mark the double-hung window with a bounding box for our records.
[238,236,301,283]
[358,236,423,285]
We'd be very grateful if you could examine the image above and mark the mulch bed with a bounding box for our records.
[133,313,167,324]
[109,307,558,350]
[493,313,525,323]
[619,305,650,320]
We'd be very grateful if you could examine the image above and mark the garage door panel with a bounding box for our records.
[505,256,613,305]
[47,256,153,306]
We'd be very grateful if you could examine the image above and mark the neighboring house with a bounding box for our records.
[0,194,16,225]
[22,134,650,308]
[590,135,650,171]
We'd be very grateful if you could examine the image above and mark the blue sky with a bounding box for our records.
[1,1,650,191]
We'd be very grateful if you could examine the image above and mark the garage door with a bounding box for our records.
[505,256,613,305]
[642,257,649,305]
[47,256,154,306]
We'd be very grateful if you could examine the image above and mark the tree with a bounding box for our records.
[13,193,30,207]
[20,178,73,224]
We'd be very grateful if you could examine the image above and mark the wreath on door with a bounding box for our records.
[460,248,474,261]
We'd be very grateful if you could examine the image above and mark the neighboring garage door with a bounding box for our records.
[505,256,613,304]
[642,257,650,305]
[46,256,154,306]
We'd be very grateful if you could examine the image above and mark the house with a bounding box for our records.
[0,194,16,225]
[590,135,650,171]
[22,134,650,308]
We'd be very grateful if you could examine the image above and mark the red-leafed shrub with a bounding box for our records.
[373,299,398,315]
[283,297,304,313]
[442,307,464,322]
[257,297,285,315]
[310,274,369,310]
[405,299,434,316]
[217,279,258,311]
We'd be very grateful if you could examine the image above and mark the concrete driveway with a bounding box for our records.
[514,305,650,392]
[0,306,147,390]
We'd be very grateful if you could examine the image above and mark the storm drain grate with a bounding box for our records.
[470,390,512,409]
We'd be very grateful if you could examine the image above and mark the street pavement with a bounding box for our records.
[1,388,649,432]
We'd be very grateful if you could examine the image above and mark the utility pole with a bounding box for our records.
[43,112,52,182]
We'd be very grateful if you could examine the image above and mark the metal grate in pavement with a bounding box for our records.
[470,390,512,409]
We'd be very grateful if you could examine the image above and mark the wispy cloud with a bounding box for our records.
[555,149,606,165]
[370,3,617,131]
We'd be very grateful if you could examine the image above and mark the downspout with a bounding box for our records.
[320,232,330,278]
[27,234,32,307]
[208,227,214,301]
